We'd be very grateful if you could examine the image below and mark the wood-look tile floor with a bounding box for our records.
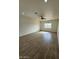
[19,31,59,59]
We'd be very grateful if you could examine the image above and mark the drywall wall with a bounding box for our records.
[19,15,40,37]
[40,20,58,32]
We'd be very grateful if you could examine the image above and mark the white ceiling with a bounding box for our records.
[19,0,59,20]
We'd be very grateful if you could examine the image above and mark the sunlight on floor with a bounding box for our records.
[39,31,53,44]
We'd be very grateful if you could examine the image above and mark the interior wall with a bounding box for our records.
[40,19,58,32]
[19,15,40,37]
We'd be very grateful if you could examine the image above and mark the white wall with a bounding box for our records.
[19,15,40,37]
[40,20,58,32]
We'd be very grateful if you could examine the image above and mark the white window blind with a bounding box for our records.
[44,23,52,28]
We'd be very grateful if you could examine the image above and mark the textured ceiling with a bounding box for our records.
[19,0,59,20]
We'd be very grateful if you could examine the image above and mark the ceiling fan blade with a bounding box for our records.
[40,16,46,19]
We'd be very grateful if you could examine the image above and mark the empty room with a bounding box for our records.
[19,0,59,59]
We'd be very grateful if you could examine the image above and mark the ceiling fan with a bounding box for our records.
[40,16,46,19]
[34,12,46,20]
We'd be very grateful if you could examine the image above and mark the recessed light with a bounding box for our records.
[44,0,47,3]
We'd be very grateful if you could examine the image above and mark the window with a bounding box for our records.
[44,23,52,28]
